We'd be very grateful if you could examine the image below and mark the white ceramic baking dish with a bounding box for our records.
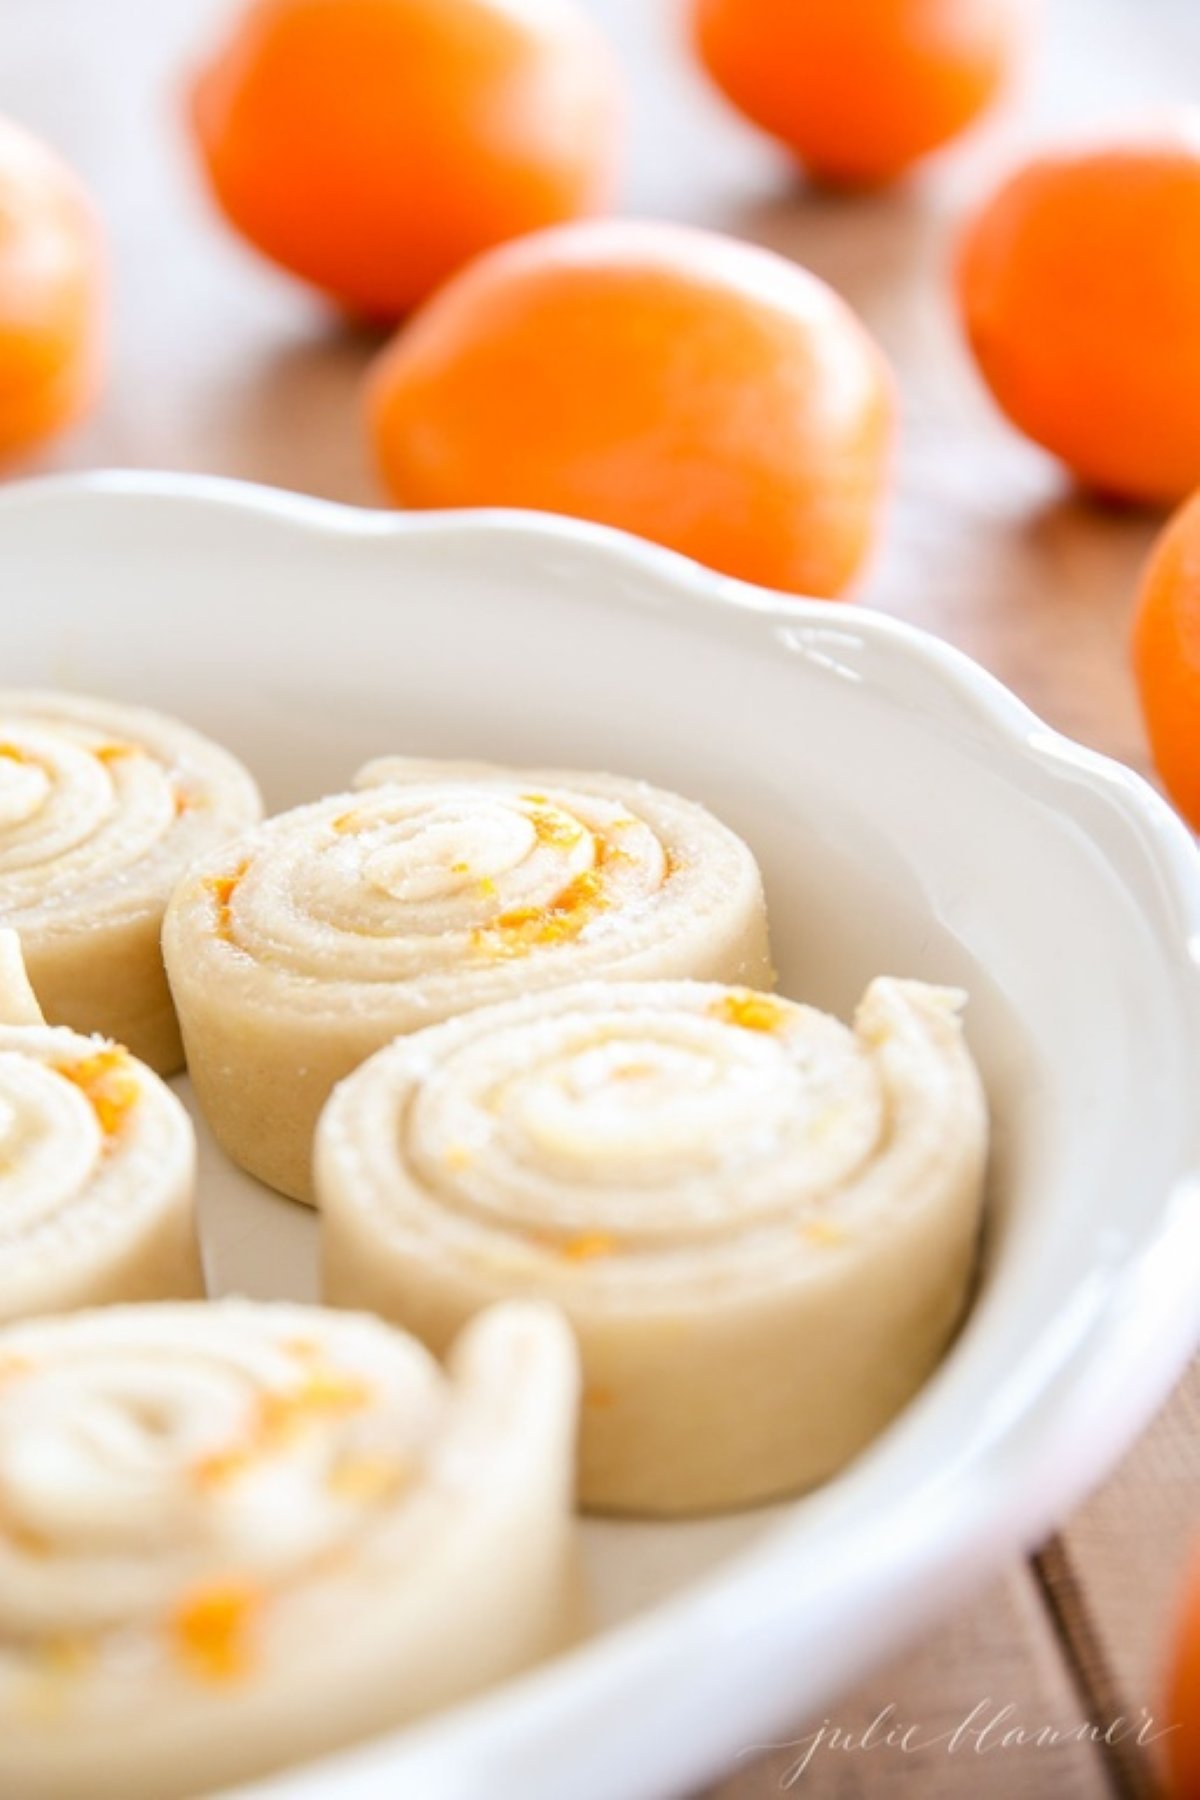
[3,470,1198,1800]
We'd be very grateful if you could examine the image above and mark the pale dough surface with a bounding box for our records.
[0,691,262,1072]
[165,758,773,1202]
[317,976,988,1515]
[0,929,201,1323]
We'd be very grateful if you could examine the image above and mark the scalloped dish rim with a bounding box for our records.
[1,470,1198,1800]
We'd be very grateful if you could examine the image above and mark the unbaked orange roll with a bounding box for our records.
[317,976,988,1515]
[0,931,200,1324]
[164,757,772,1202]
[0,690,262,1073]
[0,1297,579,1800]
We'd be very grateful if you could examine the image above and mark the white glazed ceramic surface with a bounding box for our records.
[2,472,1199,1800]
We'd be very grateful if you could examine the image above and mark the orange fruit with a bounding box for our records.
[0,115,104,462]
[366,219,895,597]
[1165,1552,1200,1798]
[691,0,1030,187]
[189,0,623,320]
[957,129,1200,505]
[1132,489,1200,830]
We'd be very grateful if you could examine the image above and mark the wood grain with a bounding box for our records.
[707,1577,1111,1800]
[0,2,1195,1797]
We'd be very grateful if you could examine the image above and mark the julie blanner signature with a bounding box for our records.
[744,1701,1179,1786]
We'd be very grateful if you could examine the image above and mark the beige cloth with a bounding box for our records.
[165,758,772,1202]
[0,690,262,1072]
[318,976,988,1515]
[0,1298,579,1800]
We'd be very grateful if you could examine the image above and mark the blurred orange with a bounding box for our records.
[0,115,104,462]
[1164,1551,1200,1797]
[366,219,895,596]
[691,0,1028,187]
[1132,489,1200,831]
[957,129,1200,504]
[189,0,623,320]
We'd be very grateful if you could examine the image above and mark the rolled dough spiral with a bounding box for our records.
[0,1297,579,1799]
[317,976,987,1514]
[164,757,771,1201]
[0,691,261,1072]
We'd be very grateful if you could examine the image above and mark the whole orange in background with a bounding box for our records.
[957,129,1200,505]
[1132,490,1200,832]
[691,0,1030,187]
[367,220,895,597]
[0,115,104,462]
[189,0,622,320]
[1164,1552,1200,1798]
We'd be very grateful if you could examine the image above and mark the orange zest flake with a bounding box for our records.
[257,1362,372,1441]
[327,1453,408,1504]
[93,742,138,765]
[191,1444,254,1490]
[474,869,608,958]
[596,837,632,869]
[172,1580,263,1684]
[19,1633,94,1722]
[450,859,470,875]
[330,809,371,835]
[38,1635,92,1678]
[801,1218,846,1249]
[612,1061,656,1082]
[206,859,249,939]
[526,803,584,852]
[5,1516,52,1557]
[0,1351,31,1388]
[53,1049,139,1138]
[191,1352,372,1490]
[533,1229,617,1264]
[709,991,789,1035]
[0,743,31,765]
[294,1365,372,1413]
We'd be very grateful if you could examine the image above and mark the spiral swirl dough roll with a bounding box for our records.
[317,976,988,1515]
[163,756,772,1203]
[0,1298,579,1800]
[0,931,201,1324]
[0,691,263,1074]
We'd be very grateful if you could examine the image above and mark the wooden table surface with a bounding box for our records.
[4,3,1198,1796]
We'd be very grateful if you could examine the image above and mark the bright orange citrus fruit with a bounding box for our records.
[189,0,623,320]
[1132,489,1200,830]
[1165,1552,1200,1797]
[366,219,895,596]
[691,0,1030,187]
[957,129,1200,504]
[0,114,104,462]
